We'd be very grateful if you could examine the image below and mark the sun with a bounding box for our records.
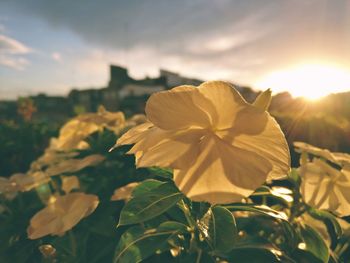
[255,64,350,100]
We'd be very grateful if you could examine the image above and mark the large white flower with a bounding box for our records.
[56,106,125,150]
[300,157,350,216]
[117,81,290,204]
[294,141,350,167]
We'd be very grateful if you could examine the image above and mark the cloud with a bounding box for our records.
[0,55,29,70]
[0,34,31,70]
[1,0,350,92]
[0,34,30,54]
[7,2,348,69]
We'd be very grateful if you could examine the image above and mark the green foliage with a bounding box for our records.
[118,182,183,226]
[299,224,330,262]
[203,206,237,253]
[0,121,58,176]
[1,111,350,263]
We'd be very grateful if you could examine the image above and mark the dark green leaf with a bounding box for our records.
[225,204,288,221]
[131,179,165,197]
[158,221,189,234]
[291,248,323,263]
[147,167,173,179]
[204,206,237,253]
[113,225,177,263]
[119,182,183,226]
[299,224,329,263]
[227,247,283,263]
[308,208,342,249]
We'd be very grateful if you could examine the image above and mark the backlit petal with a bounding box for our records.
[145,85,214,130]
[117,122,153,146]
[294,142,338,164]
[198,81,247,129]
[174,133,272,204]
[219,113,290,180]
[137,129,204,169]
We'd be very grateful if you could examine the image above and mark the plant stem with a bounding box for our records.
[68,230,77,257]
[196,249,202,263]
[178,200,196,228]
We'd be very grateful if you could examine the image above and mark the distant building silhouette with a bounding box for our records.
[0,64,258,120]
[68,64,204,114]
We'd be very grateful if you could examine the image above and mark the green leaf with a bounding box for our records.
[291,248,323,263]
[147,167,173,179]
[225,204,288,221]
[250,187,291,206]
[226,247,284,263]
[308,208,342,248]
[157,221,189,234]
[131,179,165,197]
[113,225,178,263]
[203,206,237,253]
[226,203,298,250]
[299,224,330,263]
[119,182,183,226]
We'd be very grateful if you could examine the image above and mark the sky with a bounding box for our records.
[0,0,350,99]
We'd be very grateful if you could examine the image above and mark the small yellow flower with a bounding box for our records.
[27,192,99,239]
[56,107,125,150]
[117,81,290,204]
[300,157,350,216]
[61,176,80,194]
[11,172,50,192]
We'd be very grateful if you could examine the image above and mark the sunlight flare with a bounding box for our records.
[255,64,350,100]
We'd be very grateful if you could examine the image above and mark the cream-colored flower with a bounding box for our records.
[61,176,80,194]
[300,157,350,216]
[294,142,350,167]
[332,152,350,167]
[30,139,80,171]
[56,106,125,151]
[56,119,100,150]
[27,192,99,239]
[45,154,105,176]
[77,106,126,134]
[11,172,51,192]
[111,182,139,201]
[117,81,290,204]
[0,172,52,198]
[125,114,147,127]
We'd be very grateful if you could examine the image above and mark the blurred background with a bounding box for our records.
[1,0,350,175]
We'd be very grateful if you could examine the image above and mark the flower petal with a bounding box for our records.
[333,185,350,216]
[145,85,214,130]
[61,176,80,194]
[136,129,204,169]
[219,112,290,180]
[294,142,338,164]
[174,133,272,204]
[117,122,153,146]
[198,81,247,129]
[27,193,99,239]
